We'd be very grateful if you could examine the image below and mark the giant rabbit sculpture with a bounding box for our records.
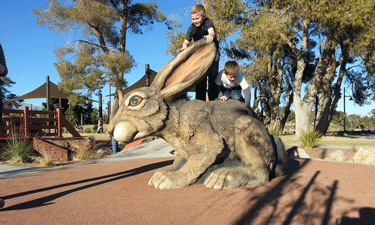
[107,39,288,189]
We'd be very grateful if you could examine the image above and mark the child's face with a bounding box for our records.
[191,13,205,27]
[225,73,236,82]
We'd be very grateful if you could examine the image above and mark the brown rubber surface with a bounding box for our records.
[1,158,375,224]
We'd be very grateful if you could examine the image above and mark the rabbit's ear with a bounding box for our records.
[151,38,217,100]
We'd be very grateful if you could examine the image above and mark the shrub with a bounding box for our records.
[3,137,34,164]
[76,148,90,161]
[38,154,54,167]
[299,129,322,148]
[268,128,282,137]
[84,128,92,133]
[86,136,95,148]
[351,146,358,153]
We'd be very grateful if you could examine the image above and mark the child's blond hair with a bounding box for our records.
[224,61,239,77]
[191,4,206,16]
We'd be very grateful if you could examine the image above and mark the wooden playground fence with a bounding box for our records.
[1,106,81,139]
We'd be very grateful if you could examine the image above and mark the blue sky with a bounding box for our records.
[1,0,373,116]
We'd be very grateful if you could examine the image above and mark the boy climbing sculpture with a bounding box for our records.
[107,39,288,189]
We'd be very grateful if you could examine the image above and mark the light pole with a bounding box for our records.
[343,87,353,135]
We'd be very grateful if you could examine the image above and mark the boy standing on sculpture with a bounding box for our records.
[177,4,220,101]
[216,61,251,109]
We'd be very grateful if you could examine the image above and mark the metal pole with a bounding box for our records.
[145,64,150,87]
[344,88,346,134]
[46,76,50,130]
[46,76,50,111]
[99,92,103,119]
[109,85,111,123]
[107,101,111,123]
[99,92,103,133]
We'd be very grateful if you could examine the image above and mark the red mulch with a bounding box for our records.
[1,157,375,224]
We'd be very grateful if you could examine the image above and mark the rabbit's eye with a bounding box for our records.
[129,96,143,106]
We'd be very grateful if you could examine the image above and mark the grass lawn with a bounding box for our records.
[63,124,109,139]
[280,134,375,147]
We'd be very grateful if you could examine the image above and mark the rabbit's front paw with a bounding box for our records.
[203,168,260,189]
[148,170,190,189]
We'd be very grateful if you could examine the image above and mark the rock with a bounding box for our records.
[291,148,310,159]
[366,154,375,164]
[97,147,111,154]
[353,147,375,164]
[325,150,347,161]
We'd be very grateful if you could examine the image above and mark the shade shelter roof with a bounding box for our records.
[106,69,195,97]
[5,80,98,103]
[106,69,158,97]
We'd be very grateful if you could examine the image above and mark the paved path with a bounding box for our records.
[1,139,375,224]
[0,139,174,182]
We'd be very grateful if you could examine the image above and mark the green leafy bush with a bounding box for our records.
[300,129,322,148]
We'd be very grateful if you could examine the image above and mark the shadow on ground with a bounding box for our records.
[1,160,173,211]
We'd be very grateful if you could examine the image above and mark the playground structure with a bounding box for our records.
[1,106,81,139]
[0,107,82,163]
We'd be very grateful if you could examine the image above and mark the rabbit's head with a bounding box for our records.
[108,39,217,143]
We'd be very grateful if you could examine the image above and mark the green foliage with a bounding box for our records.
[34,0,173,115]
[76,148,90,161]
[300,130,323,148]
[38,154,54,167]
[102,115,109,124]
[3,137,34,164]
[84,128,92,133]
[90,108,99,125]
[166,30,187,56]
[268,128,282,137]
[65,105,78,126]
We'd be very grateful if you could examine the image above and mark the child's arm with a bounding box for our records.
[177,40,190,53]
[204,27,215,44]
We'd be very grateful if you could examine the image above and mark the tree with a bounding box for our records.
[215,0,375,137]
[2,78,24,109]
[90,107,99,125]
[34,0,173,118]
[42,98,69,112]
[65,105,78,126]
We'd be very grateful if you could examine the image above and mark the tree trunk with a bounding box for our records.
[279,88,293,134]
[315,42,348,134]
[315,52,336,134]
[294,31,334,137]
[290,19,309,137]
[268,56,283,132]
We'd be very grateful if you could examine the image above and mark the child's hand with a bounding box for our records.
[220,96,228,101]
[177,47,187,53]
[204,35,214,44]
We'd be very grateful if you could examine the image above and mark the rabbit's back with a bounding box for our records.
[175,99,252,140]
